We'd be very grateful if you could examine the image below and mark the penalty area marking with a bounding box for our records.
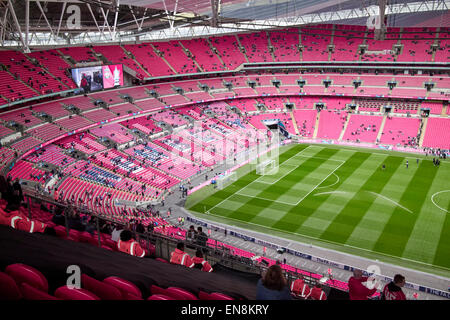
[316,173,340,189]
[431,190,450,213]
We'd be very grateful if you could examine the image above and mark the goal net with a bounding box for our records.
[256,159,277,175]
[216,171,237,190]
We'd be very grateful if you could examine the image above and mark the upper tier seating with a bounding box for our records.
[238,31,273,63]
[209,35,247,69]
[180,38,225,72]
[270,28,301,62]
[152,41,199,74]
[123,44,174,77]
[59,47,97,63]
[0,51,63,96]
[27,49,76,90]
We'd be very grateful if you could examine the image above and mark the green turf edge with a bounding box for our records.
[185,143,450,278]
[187,208,450,278]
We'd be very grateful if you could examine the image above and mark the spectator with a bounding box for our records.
[68,212,85,232]
[170,242,194,268]
[51,207,66,226]
[256,265,292,300]
[192,249,213,272]
[147,222,154,233]
[117,229,146,258]
[135,221,145,234]
[290,275,311,299]
[310,282,327,300]
[381,274,407,300]
[348,269,377,300]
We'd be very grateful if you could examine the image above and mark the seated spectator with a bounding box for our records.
[348,269,377,300]
[310,282,327,300]
[381,274,406,300]
[256,265,292,300]
[68,211,85,232]
[290,275,311,299]
[170,242,194,268]
[192,249,213,272]
[117,229,146,258]
[51,207,66,226]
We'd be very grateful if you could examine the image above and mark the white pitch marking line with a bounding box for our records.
[314,190,352,197]
[316,173,340,189]
[237,160,345,206]
[431,190,450,213]
[206,145,313,213]
[367,191,413,214]
[293,161,345,207]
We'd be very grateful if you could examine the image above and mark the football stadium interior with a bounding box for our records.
[0,0,449,301]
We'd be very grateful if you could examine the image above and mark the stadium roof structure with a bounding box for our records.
[0,0,449,51]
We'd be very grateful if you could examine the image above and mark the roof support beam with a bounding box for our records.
[7,0,29,52]
[35,0,57,44]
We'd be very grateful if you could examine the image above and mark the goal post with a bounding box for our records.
[216,171,237,190]
[256,159,277,175]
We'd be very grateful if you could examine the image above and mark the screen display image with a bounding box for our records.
[102,64,123,89]
[71,64,123,93]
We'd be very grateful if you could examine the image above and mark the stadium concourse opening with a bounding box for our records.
[0,0,449,304]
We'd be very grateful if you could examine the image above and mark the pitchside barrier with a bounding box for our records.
[185,215,450,299]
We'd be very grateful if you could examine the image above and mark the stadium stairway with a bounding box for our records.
[376,114,388,142]
[338,113,351,141]
[312,111,321,139]
[418,117,429,147]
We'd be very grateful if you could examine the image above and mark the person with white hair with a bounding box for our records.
[348,269,378,300]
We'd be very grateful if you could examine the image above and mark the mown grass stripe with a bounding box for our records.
[189,144,308,213]
[372,159,439,258]
[432,198,450,268]
[225,148,337,221]
[319,155,404,244]
[271,151,371,233]
[344,159,421,250]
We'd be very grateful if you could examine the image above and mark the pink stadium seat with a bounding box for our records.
[103,276,142,300]
[151,285,198,300]
[20,283,60,300]
[148,294,176,300]
[53,225,67,239]
[81,274,122,300]
[155,258,169,263]
[165,287,198,300]
[199,290,234,300]
[0,271,22,300]
[54,285,100,300]
[5,263,48,293]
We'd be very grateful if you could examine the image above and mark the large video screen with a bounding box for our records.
[71,64,123,93]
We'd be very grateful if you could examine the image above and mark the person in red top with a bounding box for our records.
[170,242,194,268]
[0,207,46,233]
[117,230,146,258]
[290,275,311,299]
[348,269,377,300]
[381,274,407,300]
[192,249,213,272]
[310,282,327,300]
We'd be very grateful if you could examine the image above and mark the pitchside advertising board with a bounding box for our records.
[71,64,124,92]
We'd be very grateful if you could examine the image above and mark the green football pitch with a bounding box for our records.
[186,144,450,276]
